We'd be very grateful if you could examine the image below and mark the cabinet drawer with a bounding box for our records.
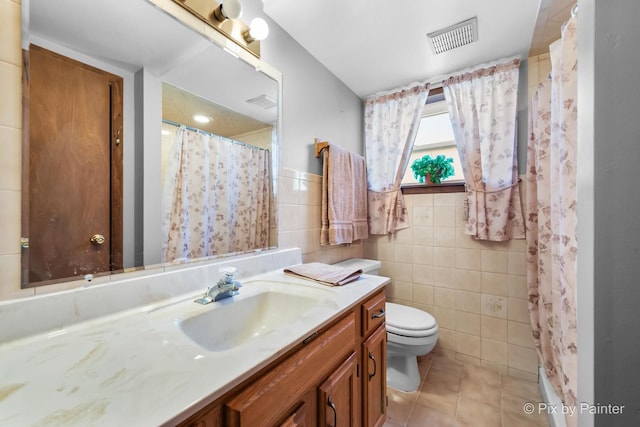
[361,290,386,337]
[225,312,356,427]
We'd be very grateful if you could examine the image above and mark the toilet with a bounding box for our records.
[333,259,439,392]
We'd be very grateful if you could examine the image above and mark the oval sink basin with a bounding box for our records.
[177,285,337,352]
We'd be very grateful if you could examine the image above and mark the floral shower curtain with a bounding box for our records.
[162,127,270,262]
[364,84,429,234]
[443,59,525,241]
[526,17,578,427]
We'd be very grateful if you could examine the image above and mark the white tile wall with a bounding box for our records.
[278,168,364,265]
[0,0,30,300]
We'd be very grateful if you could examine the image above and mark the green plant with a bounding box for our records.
[410,154,455,184]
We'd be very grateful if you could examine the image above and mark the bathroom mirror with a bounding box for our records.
[21,0,280,287]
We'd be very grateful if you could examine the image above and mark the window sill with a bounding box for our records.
[401,182,466,195]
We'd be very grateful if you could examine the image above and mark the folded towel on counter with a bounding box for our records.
[284,262,363,286]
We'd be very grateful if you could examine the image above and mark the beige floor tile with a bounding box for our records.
[501,392,549,426]
[460,377,501,408]
[388,385,420,403]
[463,363,501,387]
[415,386,459,418]
[456,397,502,427]
[430,354,465,377]
[407,402,468,427]
[502,411,550,427]
[423,368,463,393]
[387,388,415,426]
[386,353,549,427]
[500,374,544,401]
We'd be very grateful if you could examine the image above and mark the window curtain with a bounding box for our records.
[162,127,270,262]
[526,17,578,427]
[443,59,525,241]
[364,84,430,234]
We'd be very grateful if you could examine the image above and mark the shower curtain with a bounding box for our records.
[162,127,270,262]
[526,16,578,427]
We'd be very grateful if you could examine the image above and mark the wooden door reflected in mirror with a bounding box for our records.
[22,45,123,286]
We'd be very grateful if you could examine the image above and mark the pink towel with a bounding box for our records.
[351,153,369,241]
[321,144,353,245]
[321,144,369,245]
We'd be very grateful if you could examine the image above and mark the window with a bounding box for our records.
[401,96,464,186]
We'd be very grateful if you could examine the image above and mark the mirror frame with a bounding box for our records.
[19,0,283,288]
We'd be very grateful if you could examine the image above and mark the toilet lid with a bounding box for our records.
[386,302,437,333]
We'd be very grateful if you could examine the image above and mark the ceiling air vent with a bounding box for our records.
[427,17,478,54]
[246,94,277,109]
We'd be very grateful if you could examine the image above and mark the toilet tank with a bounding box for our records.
[333,258,381,275]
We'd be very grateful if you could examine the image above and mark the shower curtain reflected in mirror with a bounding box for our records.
[162,127,270,262]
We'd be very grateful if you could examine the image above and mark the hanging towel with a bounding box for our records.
[351,153,369,241]
[284,262,363,286]
[321,144,354,245]
[321,144,369,245]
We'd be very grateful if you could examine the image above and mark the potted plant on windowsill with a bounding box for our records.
[410,154,455,184]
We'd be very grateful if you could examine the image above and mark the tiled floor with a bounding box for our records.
[384,353,550,427]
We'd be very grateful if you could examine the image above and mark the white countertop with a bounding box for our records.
[0,269,388,426]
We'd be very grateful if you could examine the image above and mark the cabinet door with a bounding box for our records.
[361,290,386,338]
[279,402,307,427]
[318,352,359,427]
[362,325,387,427]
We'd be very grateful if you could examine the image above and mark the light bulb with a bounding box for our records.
[248,17,269,41]
[222,0,243,19]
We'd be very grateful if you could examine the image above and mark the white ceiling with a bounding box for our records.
[261,0,543,98]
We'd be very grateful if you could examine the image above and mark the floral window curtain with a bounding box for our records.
[365,84,429,234]
[443,59,525,241]
[161,127,270,262]
[526,17,578,427]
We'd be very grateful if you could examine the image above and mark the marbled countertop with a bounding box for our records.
[0,269,388,426]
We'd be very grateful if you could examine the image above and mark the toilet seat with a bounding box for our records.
[386,302,437,337]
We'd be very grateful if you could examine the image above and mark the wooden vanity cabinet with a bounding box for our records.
[317,351,359,426]
[177,290,387,427]
[362,324,387,427]
[360,290,387,427]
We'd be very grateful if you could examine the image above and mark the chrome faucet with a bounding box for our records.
[195,267,241,305]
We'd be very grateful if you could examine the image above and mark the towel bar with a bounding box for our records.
[314,138,329,158]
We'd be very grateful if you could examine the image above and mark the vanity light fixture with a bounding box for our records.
[212,0,243,21]
[244,18,269,43]
[173,0,269,58]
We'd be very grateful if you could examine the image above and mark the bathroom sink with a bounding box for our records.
[177,285,337,352]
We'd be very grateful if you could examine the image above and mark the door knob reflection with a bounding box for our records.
[90,234,106,246]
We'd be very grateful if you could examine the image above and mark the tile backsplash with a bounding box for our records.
[364,190,539,382]
[0,0,26,300]
[278,168,364,264]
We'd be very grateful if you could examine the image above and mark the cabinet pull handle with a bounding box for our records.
[328,396,337,427]
[371,308,385,319]
[368,351,377,381]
